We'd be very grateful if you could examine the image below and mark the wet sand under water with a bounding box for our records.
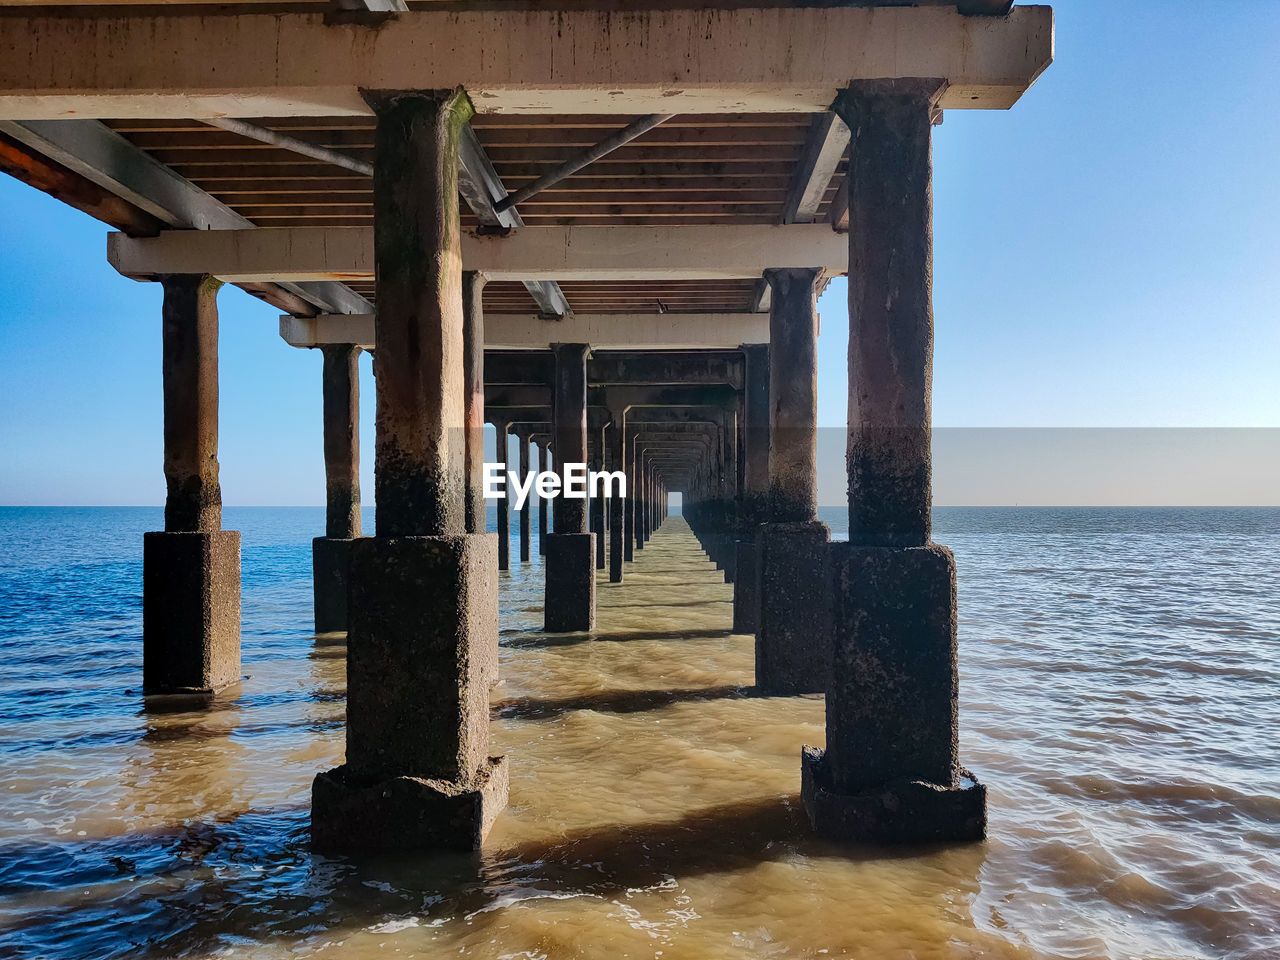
[1,509,1278,959]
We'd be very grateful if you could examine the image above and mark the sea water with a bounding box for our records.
[0,506,1277,959]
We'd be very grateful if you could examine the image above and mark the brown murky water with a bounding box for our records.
[2,507,1278,959]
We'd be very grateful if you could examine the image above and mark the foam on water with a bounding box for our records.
[0,506,1277,959]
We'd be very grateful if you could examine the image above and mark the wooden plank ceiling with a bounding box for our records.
[101,113,844,314]
[100,115,841,228]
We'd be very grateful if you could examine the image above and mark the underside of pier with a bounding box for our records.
[0,0,1052,852]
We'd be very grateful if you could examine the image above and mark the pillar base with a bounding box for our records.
[544,533,596,632]
[342,534,499,783]
[312,536,358,634]
[732,538,759,634]
[826,542,959,792]
[312,755,509,854]
[801,746,986,844]
[721,538,737,583]
[755,520,830,695]
[143,530,241,695]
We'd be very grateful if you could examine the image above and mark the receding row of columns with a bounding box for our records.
[311,90,507,851]
[139,79,982,852]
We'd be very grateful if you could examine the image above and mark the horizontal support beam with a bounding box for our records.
[0,7,1053,118]
[110,224,847,283]
[485,350,745,388]
[607,384,736,410]
[626,408,728,424]
[484,352,743,391]
[282,312,768,351]
[486,406,553,424]
[486,385,550,408]
[487,384,735,410]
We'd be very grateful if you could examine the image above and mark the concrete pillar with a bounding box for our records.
[755,267,830,696]
[733,343,769,634]
[801,80,984,845]
[463,270,488,536]
[544,343,595,631]
[590,435,606,570]
[312,89,506,854]
[607,416,625,581]
[144,273,241,695]
[539,443,550,554]
[634,447,646,550]
[720,412,738,581]
[494,419,511,571]
[645,452,653,544]
[312,342,361,634]
[645,463,654,540]
[517,430,532,562]
[623,431,635,562]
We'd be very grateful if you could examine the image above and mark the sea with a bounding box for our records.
[0,505,1277,960]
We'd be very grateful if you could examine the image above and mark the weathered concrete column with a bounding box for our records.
[494,418,511,570]
[144,274,241,695]
[719,412,739,581]
[590,447,606,571]
[544,343,595,631]
[312,88,506,853]
[755,267,831,696]
[801,80,984,845]
[733,343,769,634]
[623,431,635,562]
[517,429,532,562]
[644,463,654,540]
[635,447,647,550]
[463,270,488,536]
[539,442,550,554]
[607,414,626,581]
[312,343,361,634]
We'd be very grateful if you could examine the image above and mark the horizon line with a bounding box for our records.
[2,504,1279,511]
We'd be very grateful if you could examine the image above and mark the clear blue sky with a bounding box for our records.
[1,0,1277,505]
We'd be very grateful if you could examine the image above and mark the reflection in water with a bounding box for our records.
[0,506,1278,959]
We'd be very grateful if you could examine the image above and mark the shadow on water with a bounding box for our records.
[0,794,981,960]
[503,627,736,650]
[491,683,751,721]
[604,598,733,610]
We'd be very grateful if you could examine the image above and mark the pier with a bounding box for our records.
[0,0,1053,854]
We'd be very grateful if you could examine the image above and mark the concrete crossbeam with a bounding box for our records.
[0,7,1054,119]
[109,224,848,283]
[282,312,769,351]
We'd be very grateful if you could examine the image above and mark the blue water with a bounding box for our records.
[1,506,1278,959]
